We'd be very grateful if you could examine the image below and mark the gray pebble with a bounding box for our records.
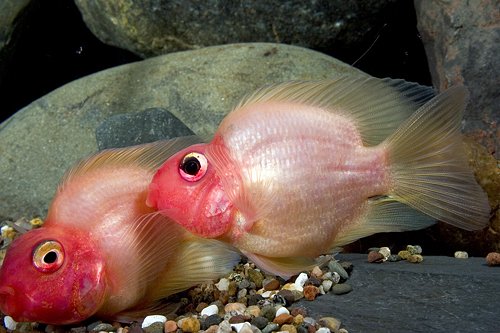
[259,305,277,322]
[143,322,163,333]
[250,316,269,330]
[93,323,116,332]
[205,314,223,327]
[303,317,316,327]
[388,254,402,262]
[87,321,103,332]
[328,260,349,280]
[367,247,380,252]
[331,283,352,295]
[262,323,280,333]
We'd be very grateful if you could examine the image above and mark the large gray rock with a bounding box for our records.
[415,0,500,157]
[74,0,398,58]
[0,43,367,221]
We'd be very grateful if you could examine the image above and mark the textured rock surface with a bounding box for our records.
[298,253,499,333]
[415,0,500,157]
[0,43,367,220]
[73,0,399,58]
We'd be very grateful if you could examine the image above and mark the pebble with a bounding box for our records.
[205,325,219,333]
[310,266,323,278]
[307,325,317,333]
[163,321,178,333]
[327,260,349,280]
[293,314,304,326]
[486,252,500,265]
[321,280,333,292]
[273,314,294,325]
[247,294,264,306]
[264,279,281,291]
[225,302,247,314]
[305,275,321,287]
[303,317,316,327]
[129,326,146,333]
[229,315,251,324]
[87,321,103,332]
[340,261,353,274]
[181,318,200,332]
[407,254,424,263]
[330,283,352,295]
[250,317,269,330]
[281,324,297,333]
[142,322,163,333]
[290,308,307,317]
[317,317,340,332]
[205,314,223,327]
[294,273,309,289]
[262,323,280,333]
[316,328,330,333]
[275,306,290,316]
[247,269,264,288]
[413,245,423,254]
[398,250,411,260]
[303,286,320,300]
[4,317,17,331]
[201,304,219,317]
[245,305,261,317]
[378,247,391,260]
[277,289,295,305]
[217,320,232,333]
[367,251,384,263]
[230,322,252,333]
[196,302,209,312]
[454,251,468,259]
[217,278,230,291]
[260,305,277,321]
[94,323,116,332]
[406,245,417,255]
[141,315,167,329]
[388,254,402,262]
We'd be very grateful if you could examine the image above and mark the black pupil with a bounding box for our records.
[183,157,201,175]
[44,251,57,264]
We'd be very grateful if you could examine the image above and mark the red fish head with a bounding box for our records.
[147,143,233,238]
[0,227,107,325]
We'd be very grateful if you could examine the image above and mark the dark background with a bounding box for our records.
[0,0,431,123]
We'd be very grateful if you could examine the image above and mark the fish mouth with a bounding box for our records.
[0,285,18,318]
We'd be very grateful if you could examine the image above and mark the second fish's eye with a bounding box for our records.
[179,152,208,182]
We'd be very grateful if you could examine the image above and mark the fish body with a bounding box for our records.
[0,138,239,324]
[147,77,490,277]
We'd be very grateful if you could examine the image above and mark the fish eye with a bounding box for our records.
[32,240,64,273]
[179,152,208,182]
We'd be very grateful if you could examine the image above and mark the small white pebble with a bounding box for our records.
[275,306,290,317]
[141,314,167,328]
[294,273,308,288]
[217,278,230,291]
[322,280,333,292]
[201,304,219,316]
[316,328,331,333]
[319,285,326,295]
[231,322,252,333]
[261,290,273,298]
[454,251,468,259]
[379,247,391,261]
[4,316,17,330]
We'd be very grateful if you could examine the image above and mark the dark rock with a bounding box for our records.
[96,108,194,150]
[290,307,307,317]
[247,294,264,306]
[204,314,222,328]
[415,0,500,157]
[260,305,277,322]
[305,276,321,287]
[74,0,400,59]
[272,294,287,307]
[277,289,295,306]
[86,321,102,332]
[228,314,251,324]
[330,283,352,295]
[298,253,500,332]
[250,316,269,330]
[128,327,146,333]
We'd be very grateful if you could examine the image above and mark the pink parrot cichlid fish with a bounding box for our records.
[0,137,240,325]
[146,77,490,277]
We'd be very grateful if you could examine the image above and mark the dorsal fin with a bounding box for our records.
[58,136,207,192]
[233,77,436,146]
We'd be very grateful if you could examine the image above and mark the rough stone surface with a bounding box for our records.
[0,43,366,220]
[73,0,399,59]
[415,0,500,157]
[298,253,500,333]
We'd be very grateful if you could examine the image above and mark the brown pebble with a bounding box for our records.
[303,285,320,301]
[281,324,297,333]
[277,289,295,304]
[184,303,195,313]
[367,251,384,263]
[229,315,251,324]
[290,307,307,317]
[407,254,423,263]
[273,314,294,325]
[181,318,200,333]
[486,252,500,265]
[310,266,323,278]
[264,279,280,291]
[196,302,209,313]
[293,314,304,326]
[164,321,178,333]
[305,276,321,287]
[218,290,230,304]
[307,324,317,333]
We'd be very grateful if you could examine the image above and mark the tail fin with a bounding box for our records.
[385,85,490,230]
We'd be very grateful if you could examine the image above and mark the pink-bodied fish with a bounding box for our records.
[0,137,239,325]
[147,77,490,277]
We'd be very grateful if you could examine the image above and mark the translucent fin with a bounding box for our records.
[155,238,241,298]
[108,212,185,295]
[331,199,436,249]
[384,85,490,230]
[242,250,331,279]
[206,143,278,228]
[58,135,206,192]
[233,77,436,146]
